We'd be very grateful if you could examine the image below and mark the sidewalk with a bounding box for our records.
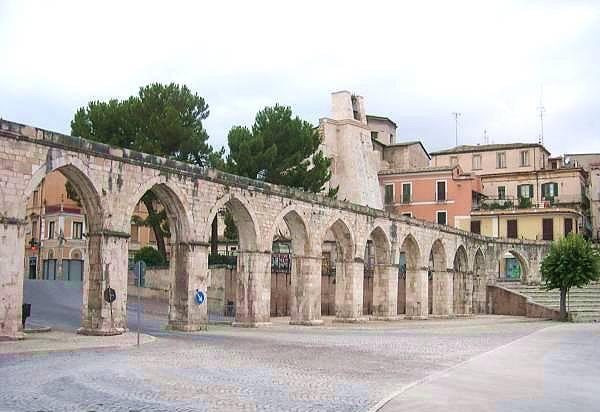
[0,330,156,355]
[376,323,600,412]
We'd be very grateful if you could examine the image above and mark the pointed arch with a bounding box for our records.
[205,193,260,251]
[399,234,421,270]
[453,245,469,272]
[368,226,392,265]
[321,217,355,261]
[430,239,446,272]
[268,205,311,256]
[25,155,103,231]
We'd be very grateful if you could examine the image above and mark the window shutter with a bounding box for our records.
[553,182,559,196]
[517,185,522,198]
[541,183,546,199]
[529,184,534,199]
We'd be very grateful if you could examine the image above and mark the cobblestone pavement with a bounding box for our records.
[0,316,552,412]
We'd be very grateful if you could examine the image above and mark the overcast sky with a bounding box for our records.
[1,1,598,156]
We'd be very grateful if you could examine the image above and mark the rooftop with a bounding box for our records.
[430,142,550,156]
[366,114,397,128]
[378,165,459,176]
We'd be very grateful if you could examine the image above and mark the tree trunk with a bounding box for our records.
[559,287,568,321]
[142,197,167,261]
[211,217,218,255]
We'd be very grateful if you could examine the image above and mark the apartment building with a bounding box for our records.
[430,143,589,241]
[379,165,483,227]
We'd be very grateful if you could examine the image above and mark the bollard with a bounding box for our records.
[22,303,31,328]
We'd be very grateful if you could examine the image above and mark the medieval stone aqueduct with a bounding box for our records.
[0,120,549,339]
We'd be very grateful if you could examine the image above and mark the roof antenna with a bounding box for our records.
[452,112,462,146]
[483,129,489,145]
[537,85,545,145]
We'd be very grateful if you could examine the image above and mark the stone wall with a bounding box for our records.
[487,285,560,320]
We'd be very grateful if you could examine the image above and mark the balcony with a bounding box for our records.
[476,194,586,211]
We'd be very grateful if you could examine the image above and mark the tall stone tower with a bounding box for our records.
[320,91,383,209]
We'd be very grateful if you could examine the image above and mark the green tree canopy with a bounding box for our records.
[71,83,223,167]
[71,83,224,259]
[541,233,600,320]
[134,246,167,268]
[226,104,336,195]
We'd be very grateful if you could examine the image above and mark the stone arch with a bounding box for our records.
[472,248,487,314]
[453,245,471,315]
[25,156,103,231]
[429,239,450,316]
[321,216,355,260]
[366,226,393,317]
[268,206,312,320]
[398,234,421,315]
[125,176,193,242]
[320,217,358,319]
[502,248,530,282]
[205,193,260,252]
[268,206,311,256]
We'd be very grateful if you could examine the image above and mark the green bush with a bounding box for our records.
[134,246,166,267]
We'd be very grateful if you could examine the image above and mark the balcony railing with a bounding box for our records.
[476,195,585,211]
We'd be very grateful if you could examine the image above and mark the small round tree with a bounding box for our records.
[541,233,600,321]
[134,246,166,268]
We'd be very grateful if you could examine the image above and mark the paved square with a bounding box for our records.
[0,317,551,412]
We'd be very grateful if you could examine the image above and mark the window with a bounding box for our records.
[402,183,411,204]
[543,218,554,241]
[507,220,518,239]
[33,190,39,206]
[402,212,412,218]
[498,186,506,200]
[450,156,458,166]
[436,211,447,225]
[436,181,447,202]
[517,184,533,199]
[72,221,83,239]
[384,184,394,204]
[48,221,55,239]
[370,131,378,140]
[389,134,394,144]
[32,221,38,240]
[541,182,558,201]
[472,154,481,170]
[564,218,573,236]
[470,220,481,234]
[131,224,139,242]
[520,150,530,167]
[496,152,507,169]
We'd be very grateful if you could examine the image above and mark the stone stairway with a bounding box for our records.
[501,281,600,322]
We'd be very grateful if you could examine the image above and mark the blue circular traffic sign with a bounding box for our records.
[194,290,205,305]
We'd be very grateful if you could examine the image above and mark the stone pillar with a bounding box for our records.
[168,242,209,331]
[372,263,399,319]
[464,273,474,316]
[472,275,486,314]
[290,255,323,326]
[233,251,271,327]
[79,232,129,335]
[335,260,367,322]
[405,268,429,319]
[432,270,454,317]
[0,218,26,340]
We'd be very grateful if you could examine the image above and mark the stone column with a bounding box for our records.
[168,242,209,332]
[79,231,129,336]
[432,270,454,317]
[233,251,271,327]
[289,255,323,326]
[335,260,367,322]
[405,267,429,319]
[0,218,26,340]
[372,263,399,319]
[464,273,474,316]
[472,275,486,314]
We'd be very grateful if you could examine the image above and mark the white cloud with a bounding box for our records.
[0,0,598,155]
